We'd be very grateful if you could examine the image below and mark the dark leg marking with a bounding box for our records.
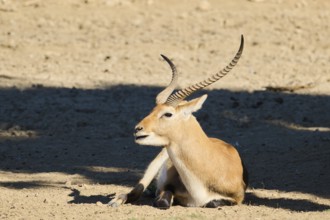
[204,199,235,208]
[126,183,144,203]
[153,191,173,210]
[164,184,175,194]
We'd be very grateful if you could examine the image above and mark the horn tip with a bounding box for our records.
[239,34,244,52]
[160,54,168,60]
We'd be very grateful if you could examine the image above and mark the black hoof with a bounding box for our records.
[153,198,170,210]
[204,199,234,208]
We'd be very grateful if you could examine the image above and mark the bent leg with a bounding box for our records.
[109,148,169,207]
[109,183,144,207]
[204,199,236,208]
[153,191,173,209]
[155,160,191,208]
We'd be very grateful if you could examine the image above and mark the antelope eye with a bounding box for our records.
[163,113,173,118]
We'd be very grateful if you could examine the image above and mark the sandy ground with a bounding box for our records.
[0,0,330,219]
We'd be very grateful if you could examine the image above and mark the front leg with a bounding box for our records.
[203,199,236,208]
[109,183,144,207]
[109,148,169,207]
[153,190,173,209]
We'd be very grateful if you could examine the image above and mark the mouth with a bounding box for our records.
[135,135,149,141]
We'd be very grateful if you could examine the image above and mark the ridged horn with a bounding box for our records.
[156,54,179,104]
[165,35,244,106]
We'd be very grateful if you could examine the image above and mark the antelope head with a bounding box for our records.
[134,36,244,146]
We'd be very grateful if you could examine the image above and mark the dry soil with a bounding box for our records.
[0,0,330,219]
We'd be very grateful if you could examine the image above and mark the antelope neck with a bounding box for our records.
[166,116,210,150]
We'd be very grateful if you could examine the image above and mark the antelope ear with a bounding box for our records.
[179,94,208,117]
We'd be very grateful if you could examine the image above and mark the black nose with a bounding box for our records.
[134,126,143,134]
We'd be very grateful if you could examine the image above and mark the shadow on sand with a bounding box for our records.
[0,85,329,211]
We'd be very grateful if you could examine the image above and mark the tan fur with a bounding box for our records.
[134,96,247,207]
[109,37,245,208]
